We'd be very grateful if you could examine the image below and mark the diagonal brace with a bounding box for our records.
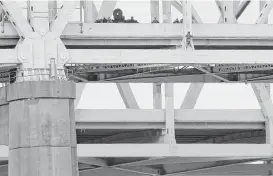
[116,83,139,109]
[0,1,34,38]
[252,83,273,144]
[50,1,77,38]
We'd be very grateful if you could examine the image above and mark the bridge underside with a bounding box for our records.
[1,1,273,176]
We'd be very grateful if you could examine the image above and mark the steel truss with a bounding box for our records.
[1,0,273,176]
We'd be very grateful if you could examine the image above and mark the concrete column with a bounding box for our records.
[7,81,78,176]
[0,86,8,146]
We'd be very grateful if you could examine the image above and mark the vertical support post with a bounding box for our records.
[264,83,272,169]
[162,0,171,23]
[164,83,176,144]
[153,83,162,109]
[222,0,237,23]
[82,0,98,23]
[182,0,194,50]
[49,58,56,79]
[150,0,160,22]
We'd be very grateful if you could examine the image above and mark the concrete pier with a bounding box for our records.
[7,81,78,176]
[0,86,8,146]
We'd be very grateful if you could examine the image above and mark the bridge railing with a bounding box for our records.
[8,68,72,84]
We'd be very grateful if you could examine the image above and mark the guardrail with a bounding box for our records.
[8,68,70,84]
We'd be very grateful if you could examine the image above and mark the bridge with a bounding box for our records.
[0,0,273,176]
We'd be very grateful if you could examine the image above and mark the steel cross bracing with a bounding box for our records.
[1,0,273,176]
[2,1,273,82]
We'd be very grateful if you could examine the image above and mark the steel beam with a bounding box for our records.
[162,0,172,23]
[150,0,159,22]
[50,1,77,38]
[182,0,194,49]
[222,1,237,23]
[260,1,268,24]
[199,130,264,143]
[256,1,273,24]
[252,83,273,144]
[180,83,204,109]
[5,23,273,47]
[164,83,176,143]
[218,0,251,23]
[75,109,265,129]
[179,163,273,175]
[61,23,273,40]
[0,146,7,160]
[153,83,162,109]
[171,0,203,23]
[48,0,57,25]
[118,166,160,175]
[82,0,98,23]
[116,83,139,109]
[0,49,19,64]
[163,160,262,175]
[115,157,262,167]
[68,49,273,64]
[78,157,107,166]
[98,73,273,83]
[0,1,33,38]
[57,23,273,47]
[76,144,273,158]
[79,166,158,176]
[1,143,269,159]
[27,1,50,33]
[216,0,224,23]
[87,130,162,144]
[236,0,251,19]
